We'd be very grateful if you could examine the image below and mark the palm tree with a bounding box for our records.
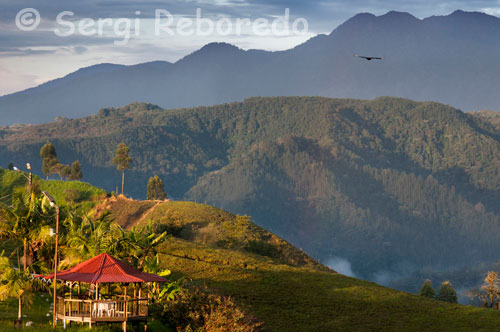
[61,213,117,266]
[61,215,167,273]
[0,192,52,271]
[0,253,44,324]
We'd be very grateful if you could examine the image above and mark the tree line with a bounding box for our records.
[39,140,167,199]
[40,140,82,181]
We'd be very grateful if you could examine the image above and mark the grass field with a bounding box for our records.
[154,236,500,332]
[102,198,500,332]
[0,168,107,210]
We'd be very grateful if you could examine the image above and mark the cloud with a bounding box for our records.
[73,46,88,54]
[0,47,56,56]
[0,65,38,95]
[325,257,357,277]
[482,7,500,15]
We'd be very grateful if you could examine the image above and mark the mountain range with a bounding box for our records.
[2,10,500,125]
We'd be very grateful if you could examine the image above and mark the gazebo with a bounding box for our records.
[37,253,168,331]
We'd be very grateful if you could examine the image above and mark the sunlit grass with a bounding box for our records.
[157,237,500,332]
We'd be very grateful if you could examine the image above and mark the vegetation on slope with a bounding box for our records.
[2,174,500,331]
[93,194,500,331]
[98,197,326,271]
[3,97,500,284]
[156,237,500,332]
[0,168,107,209]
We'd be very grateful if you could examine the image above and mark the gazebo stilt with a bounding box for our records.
[123,284,128,332]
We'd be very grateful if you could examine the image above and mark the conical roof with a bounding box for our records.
[37,253,168,284]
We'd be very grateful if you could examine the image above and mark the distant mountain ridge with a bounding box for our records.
[2,10,500,125]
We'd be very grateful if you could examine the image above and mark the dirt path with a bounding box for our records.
[134,200,163,226]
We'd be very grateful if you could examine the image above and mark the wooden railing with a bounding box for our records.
[57,297,148,321]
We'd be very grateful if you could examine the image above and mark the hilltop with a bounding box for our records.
[95,196,326,271]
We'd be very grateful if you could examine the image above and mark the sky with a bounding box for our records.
[1,0,500,96]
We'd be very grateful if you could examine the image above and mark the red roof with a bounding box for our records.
[37,253,168,284]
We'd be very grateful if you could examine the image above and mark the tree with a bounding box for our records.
[477,271,500,308]
[147,175,167,200]
[62,213,126,266]
[69,160,83,180]
[49,163,66,180]
[62,164,71,180]
[124,221,168,269]
[0,192,51,271]
[40,141,59,180]
[113,143,132,195]
[436,281,458,303]
[0,254,42,325]
[419,279,435,298]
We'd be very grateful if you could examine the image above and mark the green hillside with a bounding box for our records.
[99,197,327,271]
[2,97,500,285]
[2,172,500,331]
[98,196,500,331]
[0,168,107,209]
[156,237,500,332]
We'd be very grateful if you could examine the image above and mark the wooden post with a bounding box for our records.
[123,284,128,332]
[89,300,92,329]
[52,205,60,330]
[133,284,137,315]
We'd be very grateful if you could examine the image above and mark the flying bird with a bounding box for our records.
[354,54,384,61]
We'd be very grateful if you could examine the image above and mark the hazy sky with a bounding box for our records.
[1,0,500,96]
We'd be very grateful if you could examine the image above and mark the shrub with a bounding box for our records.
[202,296,263,332]
[154,286,262,332]
[244,240,280,259]
[64,188,81,203]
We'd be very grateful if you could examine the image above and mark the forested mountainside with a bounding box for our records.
[2,97,500,282]
[3,10,500,124]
